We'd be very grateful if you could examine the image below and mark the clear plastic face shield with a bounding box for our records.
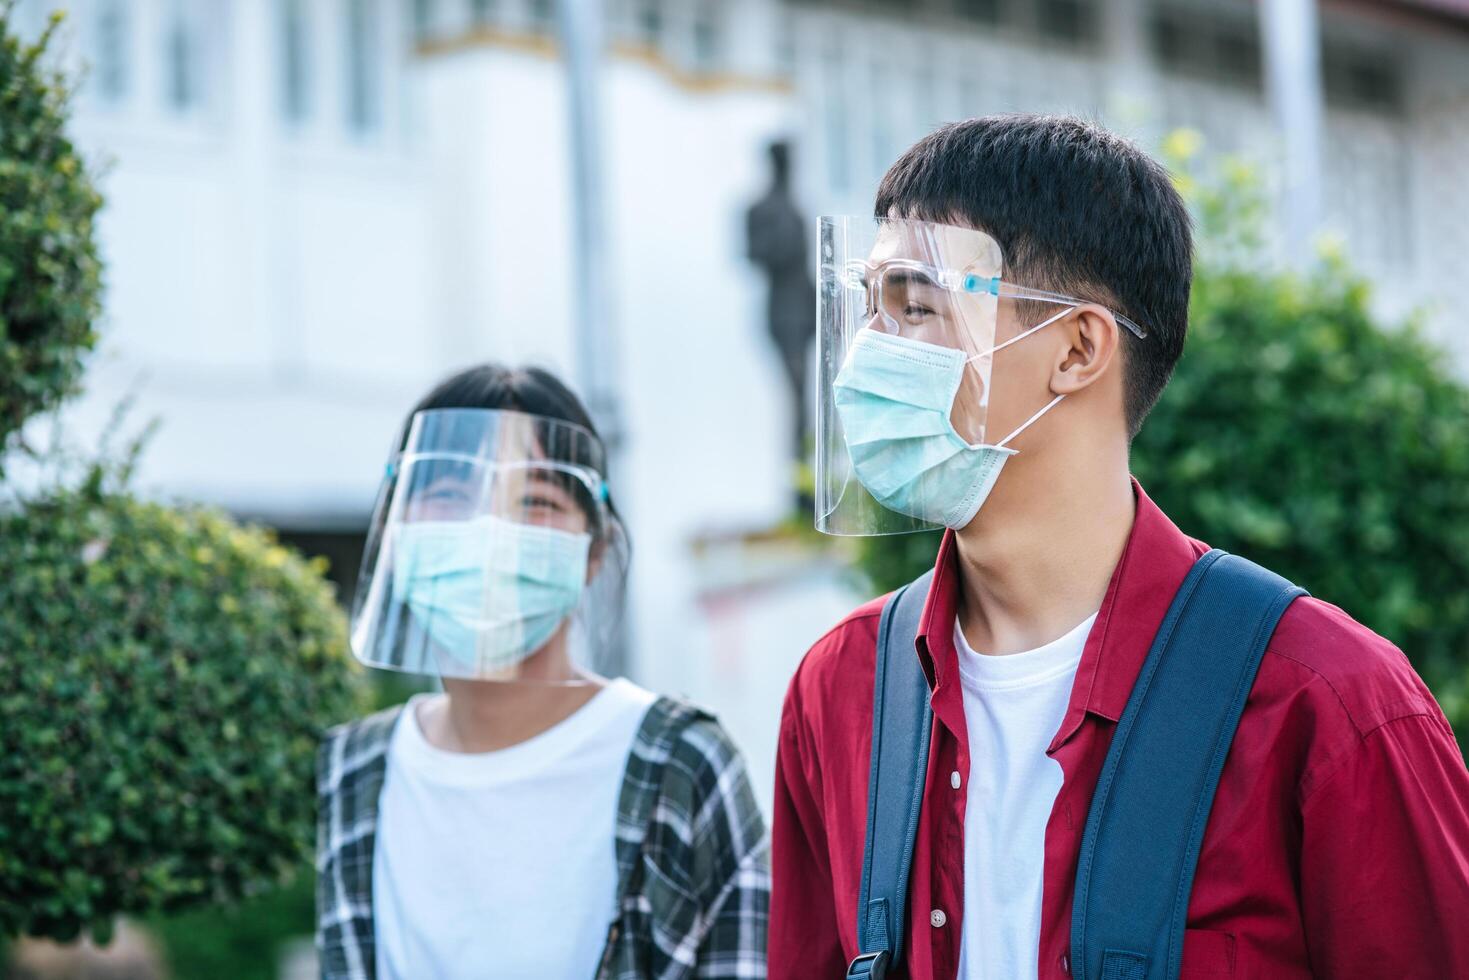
[815,216,1147,535]
[350,409,628,685]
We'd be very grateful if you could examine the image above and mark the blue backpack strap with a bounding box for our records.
[849,569,936,980]
[1071,550,1306,980]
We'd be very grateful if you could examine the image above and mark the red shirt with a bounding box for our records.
[770,481,1469,979]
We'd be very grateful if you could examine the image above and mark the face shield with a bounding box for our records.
[350,409,628,685]
[815,215,1147,536]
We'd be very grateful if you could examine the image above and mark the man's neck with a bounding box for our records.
[953,436,1134,656]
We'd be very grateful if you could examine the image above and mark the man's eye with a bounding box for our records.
[904,303,935,318]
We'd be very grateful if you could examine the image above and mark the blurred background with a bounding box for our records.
[2,0,1467,975]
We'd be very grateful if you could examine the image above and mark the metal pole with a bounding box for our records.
[557,0,629,675]
[1100,0,1155,142]
[1260,0,1326,268]
[559,0,618,431]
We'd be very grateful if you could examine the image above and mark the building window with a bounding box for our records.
[164,20,192,109]
[528,0,555,32]
[346,0,381,134]
[1150,6,1260,94]
[635,0,662,47]
[870,61,893,173]
[823,45,848,192]
[1036,0,1094,46]
[692,3,721,70]
[163,2,201,111]
[94,0,130,104]
[1324,47,1403,114]
[412,0,435,40]
[281,0,310,122]
[1151,11,1186,68]
[957,0,1003,27]
[774,15,796,78]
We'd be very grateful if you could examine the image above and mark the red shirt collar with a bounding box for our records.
[914,478,1208,754]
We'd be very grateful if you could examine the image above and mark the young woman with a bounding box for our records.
[316,365,768,980]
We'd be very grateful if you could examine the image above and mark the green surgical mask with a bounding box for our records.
[831,309,1071,529]
[390,514,591,672]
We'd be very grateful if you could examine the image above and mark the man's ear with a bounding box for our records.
[1050,305,1121,396]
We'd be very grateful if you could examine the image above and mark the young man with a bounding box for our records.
[770,115,1469,979]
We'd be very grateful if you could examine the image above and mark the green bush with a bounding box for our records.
[0,479,366,943]
[856,527,943,597]
[1131,262,1469,742]
[0,10,104,454]
[147,870,314,980]
[140,677,426,980]
[854,141,1469,745]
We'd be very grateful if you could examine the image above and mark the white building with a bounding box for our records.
[17,0,1469,811]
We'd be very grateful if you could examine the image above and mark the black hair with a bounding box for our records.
[406,364,621,543]
[874,114,1193,437]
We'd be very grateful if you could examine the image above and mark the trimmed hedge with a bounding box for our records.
[0,9,104,454]
[0,482,365,942]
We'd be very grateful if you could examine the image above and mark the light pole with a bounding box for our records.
[557,0,629,674]
[1260,0,1327,269]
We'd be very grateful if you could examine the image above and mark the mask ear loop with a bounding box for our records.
[961,305,1077,450]
[995,393,1065,449]
[964,304,1077,364]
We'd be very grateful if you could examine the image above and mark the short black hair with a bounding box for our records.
[874,114,1193,437]
[407,363,621,542]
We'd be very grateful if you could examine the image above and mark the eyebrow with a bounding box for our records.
[521,469,578,500]
[881,268,941,290]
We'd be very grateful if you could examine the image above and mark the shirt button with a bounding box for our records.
[930,909,947,928]
[950,770,962,789]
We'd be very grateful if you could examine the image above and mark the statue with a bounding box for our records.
[745,140,817,504]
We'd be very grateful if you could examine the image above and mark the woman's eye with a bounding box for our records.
[904,303,935,319]
[521,494,564,512]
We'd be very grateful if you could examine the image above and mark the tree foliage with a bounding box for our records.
[0,475,365,943]
[0,8,104,455]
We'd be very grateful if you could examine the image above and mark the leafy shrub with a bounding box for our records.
[147,871,314,980]
[140,677,426,980]
[0,478,365,943]
[1131,259,1469,742]
[856,527,942,597]
[854,140,1469,745]
[0,10,104,454]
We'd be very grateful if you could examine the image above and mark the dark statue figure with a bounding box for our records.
[745,141,817,493]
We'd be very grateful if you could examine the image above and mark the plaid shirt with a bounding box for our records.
[316,695,769,979]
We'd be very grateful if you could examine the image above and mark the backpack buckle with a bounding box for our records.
[846,951,890,979]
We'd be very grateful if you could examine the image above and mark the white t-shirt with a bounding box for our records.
[372,678,658,980]
[954,612,1096,980]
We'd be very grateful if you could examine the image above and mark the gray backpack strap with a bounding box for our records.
[316,704,405,980]
[597,696,708,979]
[849,570,936,980]
[1070,550,1305,979]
